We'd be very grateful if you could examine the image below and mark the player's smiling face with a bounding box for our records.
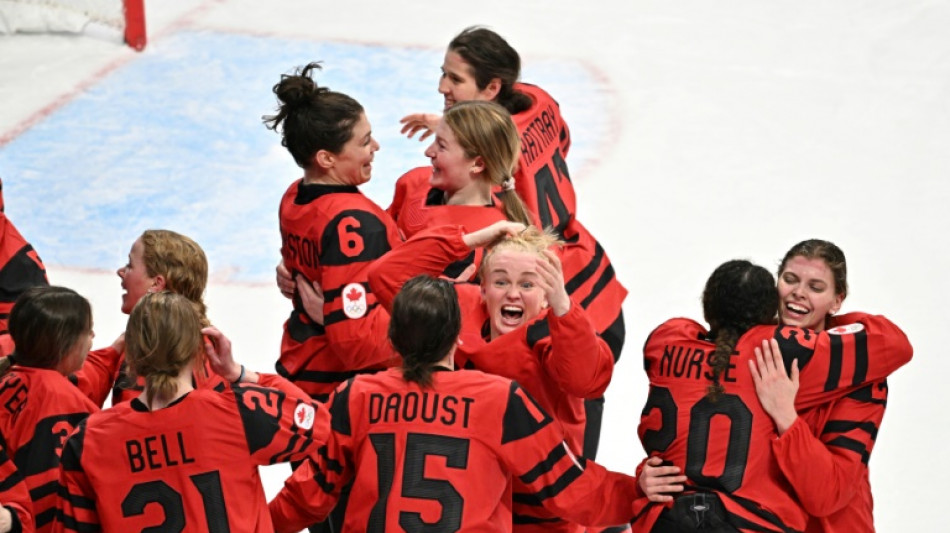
[117,237,159,315]
[438,50,498,110]
[480,250,548,339]
[425,120,478,194]
[777,256,843,331]
[329,112,378,186]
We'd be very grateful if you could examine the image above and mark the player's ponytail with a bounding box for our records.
[701,260,778,402]
[443,101,532,226]
[390,276,461,388]
[263,62,364,169]
[125,292,203,408]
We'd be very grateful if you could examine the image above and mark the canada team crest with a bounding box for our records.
[294,402,315,430]
[342,282,368,319]
[827,323,865,335]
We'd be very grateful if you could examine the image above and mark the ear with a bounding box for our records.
[470,155,486,175]
[830,293,844,315]
[484,78,502,101]
[314,149,335,170]
[151,275,167,292]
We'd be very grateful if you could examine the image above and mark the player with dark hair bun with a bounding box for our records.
[264,62,401,403]
[269,274,639,533]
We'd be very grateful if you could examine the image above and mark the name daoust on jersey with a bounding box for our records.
[368,391,475,428]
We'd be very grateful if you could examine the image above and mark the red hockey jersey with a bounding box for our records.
[269,368,637,533]
[634,315,912,532]
[367,225,615,532]
[0,442,34,533]
[0,179,49,358]
[772,313,894,533]
[278,180,402,399]
[0,366,98,532]
[55,376,329,532]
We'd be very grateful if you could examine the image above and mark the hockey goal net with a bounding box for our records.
[0,0,146,50]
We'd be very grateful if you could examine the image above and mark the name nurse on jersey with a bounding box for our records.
[657,345,739,383]
[368,391,475,428]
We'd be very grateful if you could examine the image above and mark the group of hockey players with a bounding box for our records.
[0,26,912,533]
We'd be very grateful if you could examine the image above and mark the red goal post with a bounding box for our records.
[0,0,147,51]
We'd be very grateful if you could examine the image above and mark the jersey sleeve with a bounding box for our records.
[69,346,123,407]
[0,443,33,533]
[55,422,99,532]
[317,210,398,371]
[367,225,470,311]
[500,382,635,526]
[773,382,887,517]
[774,313,912,410]
[540,302,614,398]
[232,384,332,467]
[268,381,355,533]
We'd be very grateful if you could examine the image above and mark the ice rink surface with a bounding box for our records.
[1,0,946,530]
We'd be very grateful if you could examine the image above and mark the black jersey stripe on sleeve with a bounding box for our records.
[329,379,353,436]
[822,420,878,441]
[518,442,568,485]
[851,330,869,386]
[501,382,553,444]
[564,243,603,295]
[825,436,871,464]
[512,455,586,506]
[824,334,844,392]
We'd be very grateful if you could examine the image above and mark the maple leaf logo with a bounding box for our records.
[297,408,307,424]
[346,286,363,301]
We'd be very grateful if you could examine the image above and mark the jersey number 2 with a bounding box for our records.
[121,471,228,532]
[369,432,469,533]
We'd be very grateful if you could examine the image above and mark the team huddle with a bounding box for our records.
[0,26,912,533]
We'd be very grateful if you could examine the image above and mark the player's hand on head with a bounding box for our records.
[399,113,441,141]
[201,326,241,383]
[462,221,526,249]
[536,250,570,316]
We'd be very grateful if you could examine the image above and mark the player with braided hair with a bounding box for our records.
[633,259,912,532]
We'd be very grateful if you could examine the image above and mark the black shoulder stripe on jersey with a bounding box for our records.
[513,513,564,525]
[518,442,568,484]
[59,420,87,473]
[579,262,616,309]
[55,511,100,533]
[291,369,361,385]
[324,302,381,327]
[288,309,325,342]
[822,420,878,440]
[512,455,586,505]
[320,210,393,266]
[0,245,48,302]
[14,412,91,475]
[57,483,96,511]
[317,444,344,474]
[0,464,23,493]
[309,455,337,495]
[774,327,815,371]
[329,379,353,436]
[234,386,285,455]
[502,382,553,444]
[526,317,550,349]
[34,506,57,528]
[846,381,888,405]
[825,435,872,464]
[851,330,869,386]
[28,479,58,501]
[564,242,603,295]
[824,335,845,392]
